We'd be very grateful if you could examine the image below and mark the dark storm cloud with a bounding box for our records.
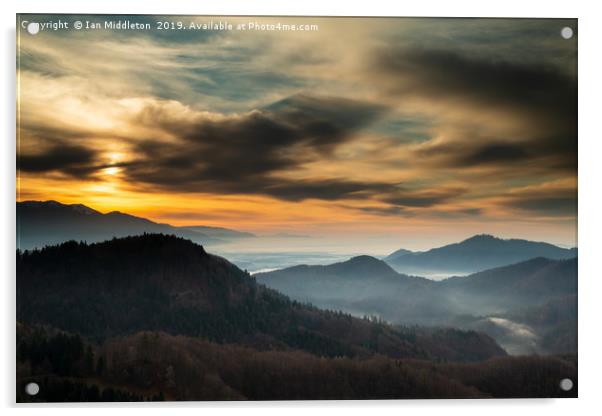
[457,208,483,216]
[123,94,395,201]
[508,197,576,216]
[414,132,576,174]
[498,185,577,216]
[18,144,98,178]
[374,48,577,171]
[383,187,467,208]
[356,206,410,217]
[415,140,532,168]
[459,143,530,166]
[354,204,482,218]
[376,48,576,121]
[260,179,394,202]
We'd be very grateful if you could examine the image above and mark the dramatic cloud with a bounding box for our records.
[456,143,530,167]
[382,187,467,208]
[376,48,576,118]
[18,144,98,177]
[495,180,577,217]
[121,94,394,201]
[372,47,577,173]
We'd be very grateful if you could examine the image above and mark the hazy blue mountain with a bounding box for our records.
[440,257,577,309]
[214,251,354,275]
[385,234,577,277]
[257,256,577,353]
[257,256,450,324]
[384,248,413,262]
[16,200,250,249]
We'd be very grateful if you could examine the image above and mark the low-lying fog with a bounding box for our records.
[210,235,380,275]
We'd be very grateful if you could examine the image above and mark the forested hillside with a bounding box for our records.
[17,325,577,401]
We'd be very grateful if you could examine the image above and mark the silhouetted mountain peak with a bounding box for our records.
[269,255,398,279]
[385,248,413,261]
[19,200,101,216]
[24,233,208,264]
[347,255,384,265]
[462,234,499,243]
[104,210,157,224]
[69,203,100,215]
[19,200,61,208]
[328,255,398,277]
[17,200,240,249]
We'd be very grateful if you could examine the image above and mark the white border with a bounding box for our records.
[3,1,602,415]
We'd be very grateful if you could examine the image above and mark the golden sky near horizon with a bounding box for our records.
[17,16,577,247]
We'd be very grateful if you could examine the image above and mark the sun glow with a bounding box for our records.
[108,152,123,164]
[103,166,120,176]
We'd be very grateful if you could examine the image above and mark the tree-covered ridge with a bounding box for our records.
[16,324,164,402]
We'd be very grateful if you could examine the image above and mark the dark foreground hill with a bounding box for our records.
[16,234,505,363]
[385,234,577,276]
[17,324,577,402]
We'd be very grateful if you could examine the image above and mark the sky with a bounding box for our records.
[17,16,577,250]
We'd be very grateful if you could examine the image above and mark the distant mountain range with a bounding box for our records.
[16,200,255,250]
[384,234,576,277]
[257,254,577,354]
